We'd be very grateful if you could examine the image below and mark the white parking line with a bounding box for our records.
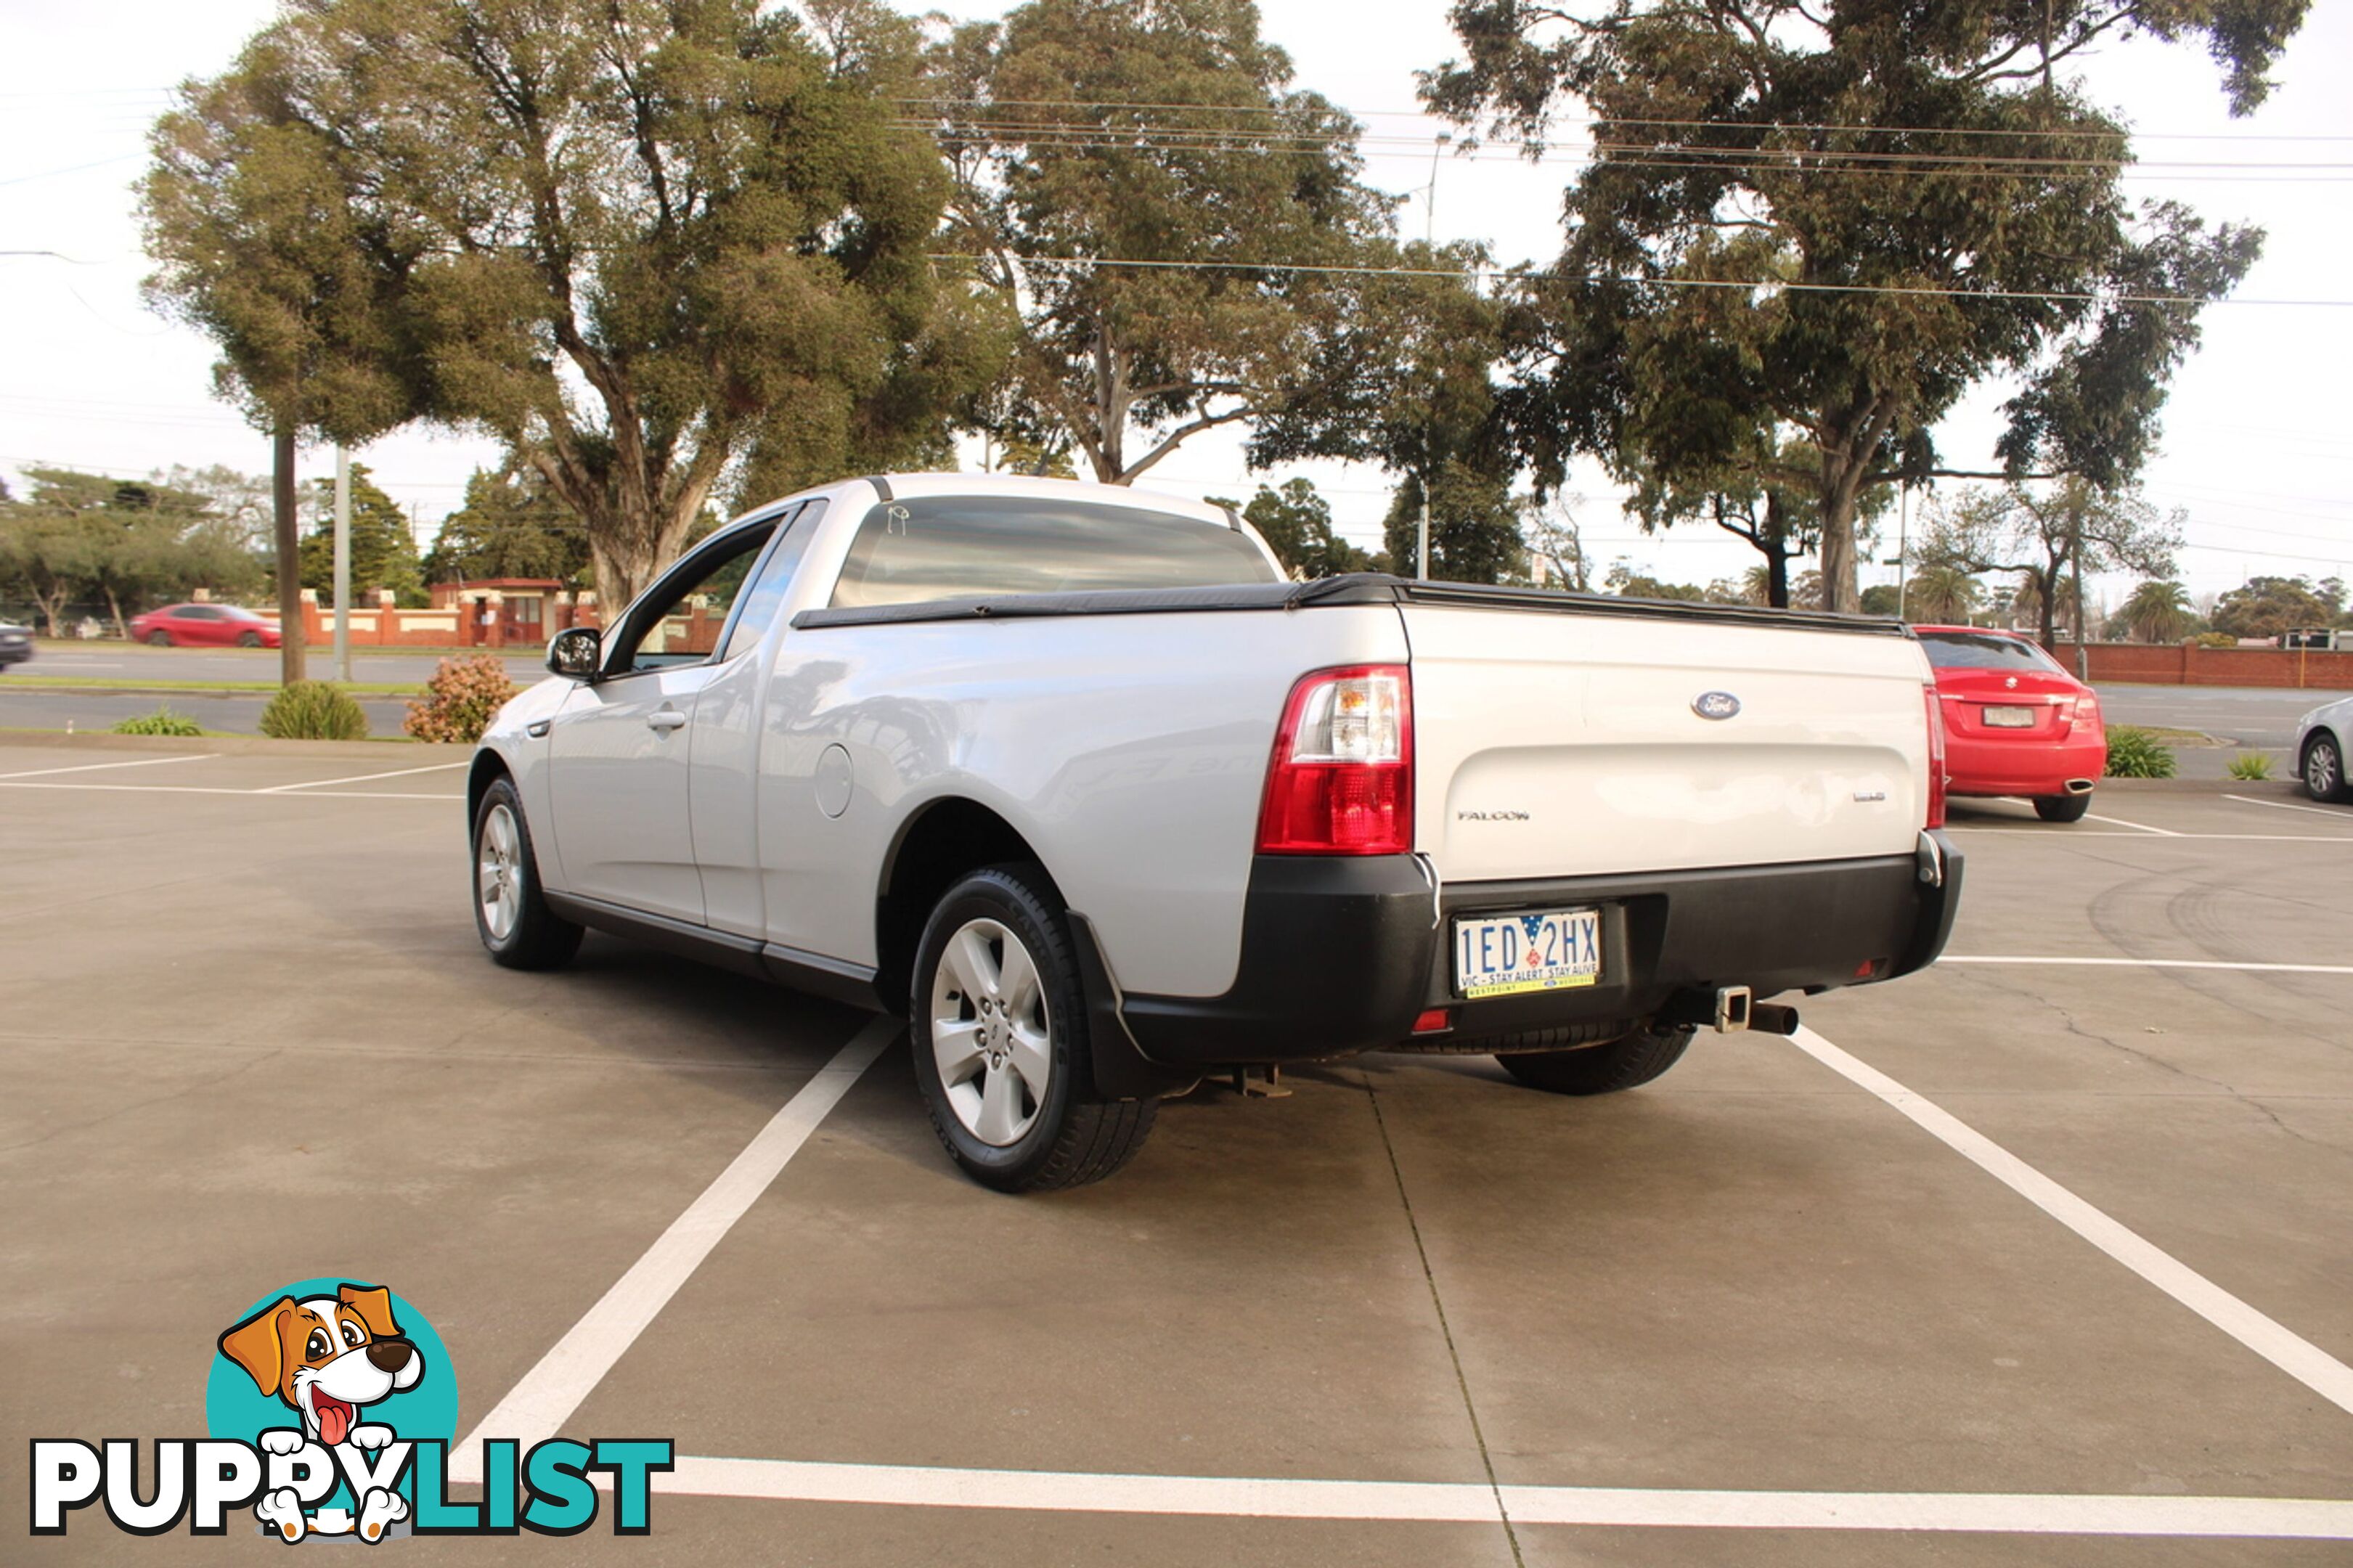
[261,761,469,792]
[2227,793,2353,820]
[1789,1026,2353,1420]
[1951,829,2353,842]
[0,753,213,780]
[574,1458,2352,1538]
[0,782,455,800]
[447,1015,897,1485]
[1944,955,2353,976]
[2085,811,2180,836]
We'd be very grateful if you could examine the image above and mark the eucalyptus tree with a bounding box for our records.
[148,0,1004,607]
[1424,0,2301,611]
[1917,481,2179,649]
[929,0,1398,485]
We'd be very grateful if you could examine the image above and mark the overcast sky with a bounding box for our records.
[3,0,2347,607]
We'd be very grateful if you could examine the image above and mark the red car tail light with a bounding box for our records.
[1256,665,1413,855]
[1923,682,1948,829]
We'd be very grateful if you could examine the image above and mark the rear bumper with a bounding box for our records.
[1945,732,2105,797]
[1118,837,1963,1069]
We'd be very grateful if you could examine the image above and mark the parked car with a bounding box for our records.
[2294,695,2353,803]
[0,618,30,670]
[126,603,281,648]
[466,475,1962,1191]
[1914,626,2106,823]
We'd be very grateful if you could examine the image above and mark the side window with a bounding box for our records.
[182,605,221,621]
[719,499,828,663]
[605,522,778,676]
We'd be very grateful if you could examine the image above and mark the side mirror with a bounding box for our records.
[547,626,602,680]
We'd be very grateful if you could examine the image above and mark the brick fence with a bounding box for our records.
[2052,642,2353,690]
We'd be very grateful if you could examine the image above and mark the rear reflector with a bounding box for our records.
[1411,1008,1453,1034]
[1256,665,1414,855]
[1922,682,1947,830]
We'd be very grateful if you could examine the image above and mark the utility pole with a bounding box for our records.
[1425,132,1452,245]
[1896,484,1911,622]
[333,446,352,683]
[2071,513,2089,682]
[272,425,304,685]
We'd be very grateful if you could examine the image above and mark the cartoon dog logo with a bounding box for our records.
[218,1283,423,1543]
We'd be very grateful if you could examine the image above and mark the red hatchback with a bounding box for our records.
[1917,626,2105,822]
[126,603,282,648]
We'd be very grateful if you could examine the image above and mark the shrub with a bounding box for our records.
[2187,631,2238,650]
[404,655,521,743]
[2226,751,2274,781]
[112,705,205,737]
[259,680,370,740]
[2103,726,2177,780]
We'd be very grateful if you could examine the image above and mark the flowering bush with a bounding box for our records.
[405,655,520,743]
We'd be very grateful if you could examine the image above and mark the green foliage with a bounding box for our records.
[1424,0,2294,609]
[1215,478,1371,580]
[403,656,519,743]
[1907,564,1986,626]
[2209,574,2336,640]
[424,465,591,590]
[259,679,370,741]
[2226,752,2274,781]
[1382,462,1522,586]
[932,0,1396,484]
[146,0,1004,607]
[112,706,207,737]
[2189,630,2238,648]
[0,467,267,636]
[1859,584,1903,617]
[1916,483,2178,646]
[299,463,424,606]
[2103,727,2177,780]
[2116,579,2195,643]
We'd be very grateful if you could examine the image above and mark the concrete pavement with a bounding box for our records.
[2,745,2348,1563]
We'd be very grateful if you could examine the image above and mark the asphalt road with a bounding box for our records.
[7,643,545,686]
[2095,682,2348,749]
[4,738,2348,1564]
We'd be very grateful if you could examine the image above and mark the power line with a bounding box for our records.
[900,97,2353,144]
[936,252,2353,309]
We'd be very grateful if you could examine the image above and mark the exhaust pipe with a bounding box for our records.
[1748,1003,1801,1036]
[2063,778,2095,795]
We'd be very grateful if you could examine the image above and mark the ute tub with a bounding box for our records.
[1117,840,1962,1068]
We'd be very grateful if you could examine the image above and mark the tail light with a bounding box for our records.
[1256,665,1414,854]
[1923,683,1947,830]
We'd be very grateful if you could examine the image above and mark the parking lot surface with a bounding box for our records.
[3,738,2349,1564]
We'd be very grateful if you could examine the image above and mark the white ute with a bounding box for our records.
[469,474,1962,1190]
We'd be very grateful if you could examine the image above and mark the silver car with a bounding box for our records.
[2293,695,2353,802]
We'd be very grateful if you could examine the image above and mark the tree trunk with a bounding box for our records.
[103,585,128,642]
[273,428,306,685]
[1817,495,1859,613]
[34,582,69,640]
[1763,491,1791,608]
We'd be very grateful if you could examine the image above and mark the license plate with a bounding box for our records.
[1453,908,1602,998]
[1982,705,2037,727]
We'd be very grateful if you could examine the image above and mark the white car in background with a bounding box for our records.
[2294,697,2353,802]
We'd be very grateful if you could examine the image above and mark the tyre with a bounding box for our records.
[2304,733,2349,804]
[471,777,582,971]
[910,865,1155,1192]
[1497,1024,1695,1096]
[2034,793,2092,823]
[237,630,262,648]
[147,629,172,647]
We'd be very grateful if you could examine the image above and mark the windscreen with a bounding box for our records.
[1920,632,2069,674]
[828,495,1278,609]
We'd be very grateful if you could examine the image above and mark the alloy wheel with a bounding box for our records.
[929,917,1052,1146]
[478,802,522,942]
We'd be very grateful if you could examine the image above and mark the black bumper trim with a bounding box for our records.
[1122,840,1962,1068]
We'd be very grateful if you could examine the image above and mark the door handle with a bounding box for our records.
[647,709,688,733]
